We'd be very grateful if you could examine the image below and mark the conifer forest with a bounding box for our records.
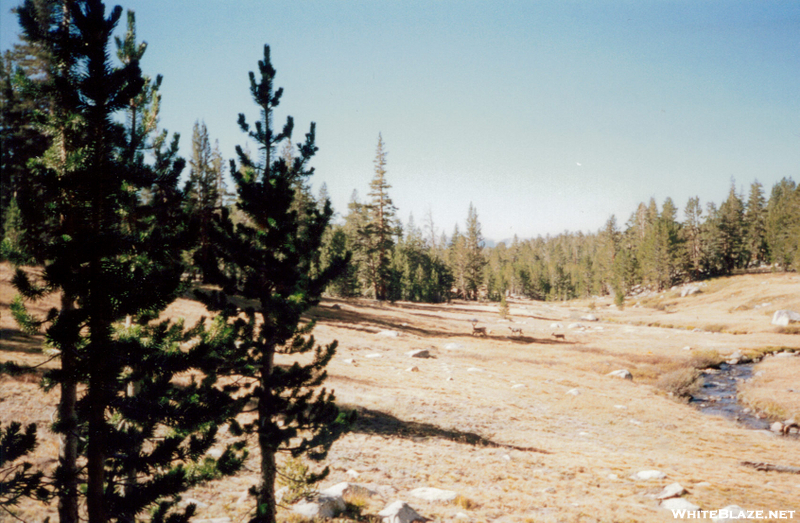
[1,1,799,522]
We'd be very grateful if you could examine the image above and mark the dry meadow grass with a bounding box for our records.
[2,265,800,522]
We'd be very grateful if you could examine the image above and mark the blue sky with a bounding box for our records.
[2,1,798,242]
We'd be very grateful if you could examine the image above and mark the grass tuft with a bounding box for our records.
[657,367,702,399]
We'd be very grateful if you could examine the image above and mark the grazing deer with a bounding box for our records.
[551,332,565,340]
[472,324,487,337]
[508,326,523,337]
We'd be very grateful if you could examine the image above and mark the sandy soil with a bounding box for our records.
[2,264,799,522]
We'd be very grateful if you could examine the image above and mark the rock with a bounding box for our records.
[656,483,687,500]
[683,346,692,351]
[444,343,463,350]
[205,448,223,459]
[727,350,744,360]
[550,323,564,329]
[346,469,361,479]
[661,498,700,511]
[681,286,700,297]
[692,328,704,332]
[406,366,420,372]
[772,310,800,326]
[467,367,485,373]
[607,369,633,380]
[770,421,784,433]
[511,383,525,389]
[632,470,666,480]
[775,351,797,358]
[455,513,469,520]
[342,358,356,364]
[378,500,429,523]
[407,349,431,358]
[581,314,598,322]
[331,304,341,309]
[379,330,401,337]
[366,353,383,358]
[712,505,747,522]
[409,487,458,502]
[292,493,346,518]
[566,388,581,396]
[567,323,584,329]
[614,405,627,409]
[608,474,619,480]
[321,482,377,499]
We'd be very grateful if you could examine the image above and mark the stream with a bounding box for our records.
[689,362,773,431]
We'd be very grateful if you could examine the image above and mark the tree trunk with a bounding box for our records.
[58,295,79,523]
[256,344,277,523]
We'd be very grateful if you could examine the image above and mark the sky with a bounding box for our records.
[2,0,799,243]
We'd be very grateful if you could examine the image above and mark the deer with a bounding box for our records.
[551,332,565,340]
[471,324,488,337]
[508,326,523,337]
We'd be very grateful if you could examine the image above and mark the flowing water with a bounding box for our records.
[690,362,772,431]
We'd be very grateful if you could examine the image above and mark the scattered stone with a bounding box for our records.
[581,314,598,322]
[409,487,458,502]
[206,448,223,459]
[771,422,784,433]
[511,383,525,389]
[775,351,798,358]
[614,405,627,409]
[444,343,463,350]
[681,286,700,297]
[366,353,383,358]
[467,367,485,373]
[566,388,581,396]
[292,493,345,518]
[695,482,712,488]
[656,483,687,500]
[407,349,431,358]
[567,323,584,329]
[660,498,700,511]
[346,469,361,479]
[321,482,377,499]
[608,474,619,480]
[455,513,469,520]
[446,377,454,381]
[379,330,401,337]
[342,358,356,364]
[772,310,800,326]
[712,505,747,522]
[629,419,642,425]
[607,369,633,380]
[683,346,692,351]
[692,328,704,333]
[378,500,429,523]
[632,470,666,480]
[406,366,420,372]
[550,323,564,329]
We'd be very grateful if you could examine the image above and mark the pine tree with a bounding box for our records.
[743,180,768,267]
[718,182,747,272]
[765,178,800,270]
[682,197,703,279]
[211,45,350,523]
[464,203,487,299]
[0,422,49,511]
[359,133,400,300]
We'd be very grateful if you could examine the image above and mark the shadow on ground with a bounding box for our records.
[349,406,551,454]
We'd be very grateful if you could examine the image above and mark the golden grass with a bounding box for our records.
[2,263,800,522]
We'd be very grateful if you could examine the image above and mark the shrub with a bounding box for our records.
[277,458,318,504]
[657,367,702,399]
[689,349,723,369]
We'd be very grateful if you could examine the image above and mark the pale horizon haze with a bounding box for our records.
[2,1,798,243]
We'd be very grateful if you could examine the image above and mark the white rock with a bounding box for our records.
[776,351,798,358]
[406,366,420,372]
[772,310,800,326]
[407,349,431,358]
[656,482,687,500]
[366,353,383,358]
[660,498,700,511]
[771,421,784,433]
[713,506,748,522]
[292,494,345,518]
[567,323,584,329]
[321,482,376,499]
[681,286,700,297]
[614,405,627,409]
[379,330,401,337]
[346,469,361,479]
[632,470,666,480]
[378,500,429,523]
[550,323,564,329]
[342,358,356,364]
[682,346,692,351]
[455,513,469,520]
[608,474,619,480]
[444,343,463,350]
[467,367,485,373]
[511,384,526,389]
[205,448,223,459]
[607,369,633,380]
[566,388,581,396]
[581,314,598,322]
[409,487,458,502]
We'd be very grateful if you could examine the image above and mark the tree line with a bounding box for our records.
[1,1,347,522]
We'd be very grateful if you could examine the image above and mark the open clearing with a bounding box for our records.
[2,265,800,522]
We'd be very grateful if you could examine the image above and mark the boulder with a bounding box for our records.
[292,493,345,518]
[656,483,687,500]
[632,470,666,480]
[681,286,700,297]
[406,366,420,372]
[379,330,401,337]
[366,353,383,358]
[566,388,581,396]
[581,314,598,322]
[378,500,429,523]
[660,498,700,511]
[409,487,458,502]
[712,506,748,522]
[770,421,784,433]
[607,369,633,380]
[321,482,377,499]
[771,310,800,326]
[511,383,525,389]
[407,349,431,358]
